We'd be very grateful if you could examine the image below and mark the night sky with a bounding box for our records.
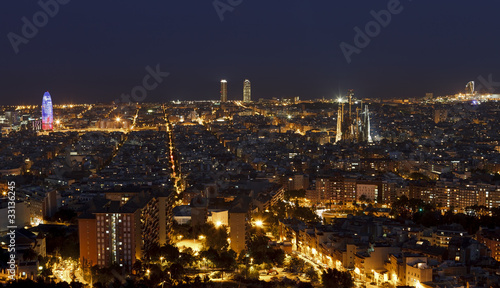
[1,0,500,105]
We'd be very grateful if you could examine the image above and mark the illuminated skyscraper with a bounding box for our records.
[335,100,343,143]
[243,79,251,102]
[220,79,227,102]
[41,91,53,130]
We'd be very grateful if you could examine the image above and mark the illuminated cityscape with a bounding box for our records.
[1,2,500,288]
[1,89,499,287]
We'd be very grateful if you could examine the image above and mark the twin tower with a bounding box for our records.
[220,79,251,103]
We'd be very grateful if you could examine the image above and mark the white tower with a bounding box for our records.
[365,105,373,143]
[335,100,343,143]
[220,80,228,102]
[243,79,251,103]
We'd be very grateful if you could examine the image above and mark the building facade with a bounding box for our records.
[220,80,227,102]
[41,91,53,131]
[243,79,251,102]
[78,190,173,271]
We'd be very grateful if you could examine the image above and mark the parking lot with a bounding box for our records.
[257,267,309,283]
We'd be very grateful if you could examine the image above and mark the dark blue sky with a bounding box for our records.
[1,0,499,105]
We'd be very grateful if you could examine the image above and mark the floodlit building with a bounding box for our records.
[335,90,372,144]
[220,79,228,102]
[41,91,53,130]
[229,196,252,254]
[243,79,251,102]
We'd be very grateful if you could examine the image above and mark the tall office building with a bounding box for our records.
[41,91,53,130]
[220,79,228,102]
[243,79,251,102]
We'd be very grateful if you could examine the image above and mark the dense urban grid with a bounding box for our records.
[0,87,500,288]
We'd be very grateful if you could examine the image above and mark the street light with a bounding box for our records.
[255,220,263,227]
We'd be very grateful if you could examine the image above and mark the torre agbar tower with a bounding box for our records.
[41,91,53,130]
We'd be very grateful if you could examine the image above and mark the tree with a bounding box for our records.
[292,206,321,223]
[200,248,219,268]
[298,282,314,288]
[285,256,305,273]
[178,248,195,267]
[52,208,77,223]
[305,266,319,282]
[285,189,306,200]
[169,263,185,283]
[132,260,143,276]
[321,268,354,288]
[272,201,291,219]
[216,249,237,270]
[267,248,285,266]
[235,264,259,281]
[171,221,192,240]
[144,243,161,262]
[159,244,180,263]
[408,172,431,181]
[198,223,229,252]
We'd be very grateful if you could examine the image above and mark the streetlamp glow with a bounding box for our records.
[255,220,263,227]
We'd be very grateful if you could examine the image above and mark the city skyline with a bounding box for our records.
[1,94,500,286]
[2,1,500,287]
[2,1,500,104]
